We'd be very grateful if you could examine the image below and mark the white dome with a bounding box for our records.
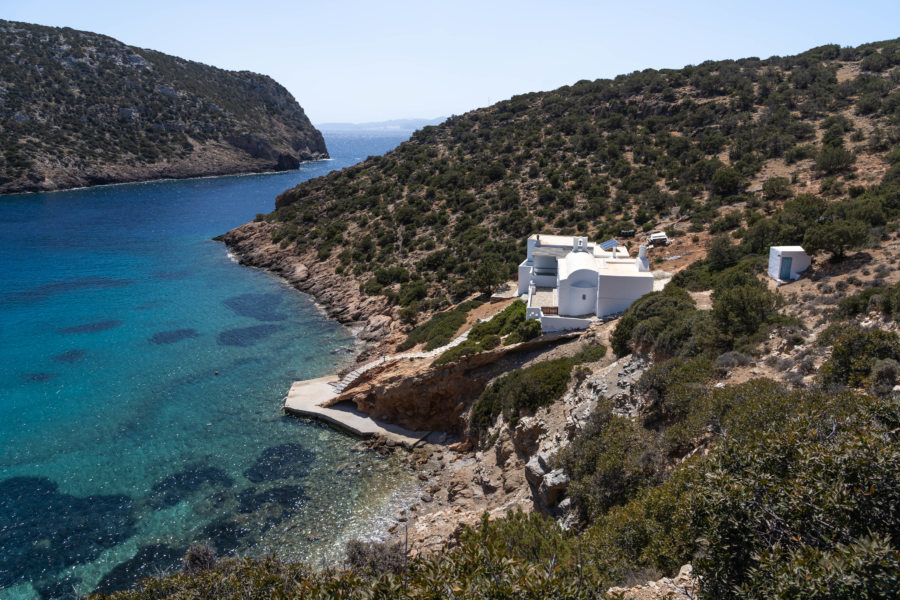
[563,252,597,279]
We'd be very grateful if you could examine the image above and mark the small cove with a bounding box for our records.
[0,134,416,599]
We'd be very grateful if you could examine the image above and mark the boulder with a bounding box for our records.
[290,264,309,282]
[539,469,569,507]
[524,455,548,487]
[358,315,392,341]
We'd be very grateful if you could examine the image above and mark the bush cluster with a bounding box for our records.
[468,342,608,433]
[397,300,482,351]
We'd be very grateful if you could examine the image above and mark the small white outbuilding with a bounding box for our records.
[768,246,811,282]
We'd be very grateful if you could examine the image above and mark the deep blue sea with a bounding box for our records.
[0,134,416,599]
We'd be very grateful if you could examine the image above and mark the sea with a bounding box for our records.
[0,133,416,599]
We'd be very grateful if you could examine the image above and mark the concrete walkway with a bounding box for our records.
[284,375,431,448]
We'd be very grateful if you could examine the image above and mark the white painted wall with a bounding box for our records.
[540,315,593,332]
[596,275,654,316]
[768,247,811,281]
[559,275,598,316]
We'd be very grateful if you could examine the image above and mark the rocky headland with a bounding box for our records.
[0,20,327,194]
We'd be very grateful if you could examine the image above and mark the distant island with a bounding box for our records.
[316,117,445,134]
[0,20,327,194]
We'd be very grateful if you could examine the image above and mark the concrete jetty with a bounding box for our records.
[284,375,431,448]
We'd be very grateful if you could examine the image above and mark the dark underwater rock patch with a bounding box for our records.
[2,277,132,304]
[237,484,307,515]
[201,517,246,555]
[59,319,122,334]
[222,292,287,322]
[0,476,135,589]
[148,328,200,344]
[23,372,57,383]
[243,443,315,483]
[52,349,86,363]
[93,544,184,595]
[217,324,282,347]
[149,464,234,508]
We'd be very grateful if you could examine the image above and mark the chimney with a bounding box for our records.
[637,245,650,272]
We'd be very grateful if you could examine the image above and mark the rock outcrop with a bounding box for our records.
[0,20,327,194]
[216,221,391,333]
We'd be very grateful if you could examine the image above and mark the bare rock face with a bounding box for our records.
[607,564,697,600]
[359,315,392,342]
[512,416,546,455]
[538,469,569,507]
[524,453,550,487]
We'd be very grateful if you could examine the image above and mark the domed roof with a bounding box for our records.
[563,251,597,277]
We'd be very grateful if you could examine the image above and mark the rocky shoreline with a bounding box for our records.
[2,145,328,195]
[216,220,399,358]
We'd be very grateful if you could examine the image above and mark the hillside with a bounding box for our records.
[0,20,327,194]
[89,36,900,599]
[222,38,900,348]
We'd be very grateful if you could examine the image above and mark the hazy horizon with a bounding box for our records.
[3,1,900,123]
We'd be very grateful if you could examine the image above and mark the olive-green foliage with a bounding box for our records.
[611,286,696,356]
[710,271,776,341]
[820,328,900,387]
[397,300,482,351]
[468,300,526,344]
[502,318,542,345]
[762,176,793,200]
[470,358,574,432]
[635,356,716,430]
[691,391,900,599]
[345,539,406,575]
[816,144,856,173]
[433,300,539,364]
[836,283,900,318]
[432,339,482,365]
[870,358,900,397]
[803,218,869,259]
[560,400,663,519]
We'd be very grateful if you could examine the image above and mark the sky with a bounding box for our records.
[2,1,899,123]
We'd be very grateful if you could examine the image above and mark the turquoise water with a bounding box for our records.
[0,135,416,599]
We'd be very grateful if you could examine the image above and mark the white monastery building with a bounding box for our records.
[518,234,655,332]
[767,246,811,282]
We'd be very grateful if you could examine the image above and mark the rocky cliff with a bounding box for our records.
[0,20,327,194]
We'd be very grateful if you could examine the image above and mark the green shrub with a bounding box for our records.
[469,300,526,344]
[571,343,608,364]
[470,358,573,432]
[819,328,900,387]
[837,285,888,317]
[559,401,663,519]
[398,300,483,351]
[691,392,900,598]
[816,144,856,174]
[762,176,792,200]
[432,339,482,365]
[869,358,899,397]
[503,318,541,345]
[345,539,406,575]
[611,287,696,356]
[710,274,776,341]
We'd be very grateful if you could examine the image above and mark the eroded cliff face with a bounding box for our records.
[334,334,583,432]
[0,20,327,194]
